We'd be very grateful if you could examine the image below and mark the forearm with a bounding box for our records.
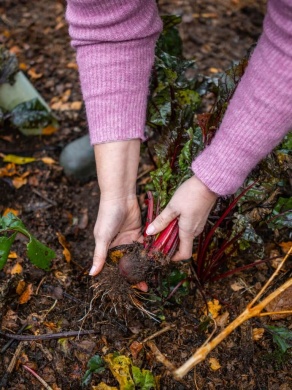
[192,0,292,196]
[94,140,140,199]
[66,0,162,144]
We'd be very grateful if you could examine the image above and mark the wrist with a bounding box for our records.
[94,139,140,199]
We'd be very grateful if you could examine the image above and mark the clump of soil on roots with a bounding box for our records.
[91,242,171,316]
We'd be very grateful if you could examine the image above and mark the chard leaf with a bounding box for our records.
[82,354,105,387]
[266,326,292,353]
[10,98,56,131]
[0,46,18,85]
[132,366,156,390]
[0,213,55,270]
[0,233,17,270]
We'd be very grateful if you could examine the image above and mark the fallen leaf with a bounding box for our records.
[40,157,56,165]
[204,299,221,319]
[104,354,135,389]
[0,135,14,142]
[44,322,59,331]
[279,242,292,254]
[67,62,78,70]
[12,176,27,189]
[265,285,292,319]
[0,163,17,177]
[3,208,19,217]
[252,328,265,341]
[1,309,18,331]
[28,68,43,79]
[11,263,23,274]
[56,232,71,263]
[209,357,221,371]
[19,62,28,70]
[42,124,58,135]
[130,341,143,359]
[215,311,229,328]
[3,154,36,165]
[93,383,118,390]
[8,251,18,259]
[70,101,82,110]
[16,280,26,295]
[19,283,33,304]
[230,281,244,291]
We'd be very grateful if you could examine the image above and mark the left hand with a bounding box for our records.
[146,176,218,261]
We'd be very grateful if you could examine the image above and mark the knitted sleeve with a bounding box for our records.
[66,0,162,144]
[192,0,292,196]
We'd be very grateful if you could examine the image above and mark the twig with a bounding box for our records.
[31,188,57,206]
[147,341,176,371]
[1,323,28,354]
[258,310,292,317]
[142,324,174,343]
[0,342,24,388]
[23,365,53,390]
[0,329,100,341]
[174,246,292,379]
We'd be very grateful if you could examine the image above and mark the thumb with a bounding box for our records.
[89,235,109,276]
[146,205,178,235]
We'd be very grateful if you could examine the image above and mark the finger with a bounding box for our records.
[146,204,178,236]
[171,229,194,262]
[90,237,109,276]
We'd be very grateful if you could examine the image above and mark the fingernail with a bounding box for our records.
[146,224,155,235]
[89,266,98,276]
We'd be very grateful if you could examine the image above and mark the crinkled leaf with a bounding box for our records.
[268,197,292,229]
[132,366,156,390]
[93,384,118,390]
[82,354,105,387]
[104,354,135,390]
[266,326,292,353]
[0,232,17,270]
[0,46,18,85]
[157,15,182,57]
[10,98,56,131]
[148,88,171,126]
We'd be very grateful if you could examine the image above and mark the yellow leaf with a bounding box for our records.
[56,232,71,263]
[28,68,43,79]
[16,280,26,295]
[3,208,19,217]
[19,283,33,304]
[204,299,221,319]
[8,251,18,259]
[70,101,82,110]
[93,384,118,390]
[279,242,292,254]
[12,176,27,189]
[40,157,56,165]
[19,62,28,70]
[209,357,221,371]
[0,163,17,177]
[42,125,58,135]
[252,328,265,341]
[11,263,23,274]
[3,154,36,165]
[104,354,135,390]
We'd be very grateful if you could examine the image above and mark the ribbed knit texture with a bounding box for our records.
[66,0,162,144]
[66,0,292,195]
[192,0,292,195]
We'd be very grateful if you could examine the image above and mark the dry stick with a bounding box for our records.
[0,342,24,389]
[174,246,292,379]
[23,365,53,390]
[142,324,174,343]
[258,310,292,317]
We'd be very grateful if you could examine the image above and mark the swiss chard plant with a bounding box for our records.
[0,212,55,271]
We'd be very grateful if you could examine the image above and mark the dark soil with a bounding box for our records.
[1,1,291,389]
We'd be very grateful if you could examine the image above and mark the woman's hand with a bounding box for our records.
[89,140,141,276]
[146,176,218,261]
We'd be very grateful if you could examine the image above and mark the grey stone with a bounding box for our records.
[59,134,96,181]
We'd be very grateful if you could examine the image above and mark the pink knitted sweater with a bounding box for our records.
[66,0,292,196]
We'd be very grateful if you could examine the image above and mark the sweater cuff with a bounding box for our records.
[76,36,158,145]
